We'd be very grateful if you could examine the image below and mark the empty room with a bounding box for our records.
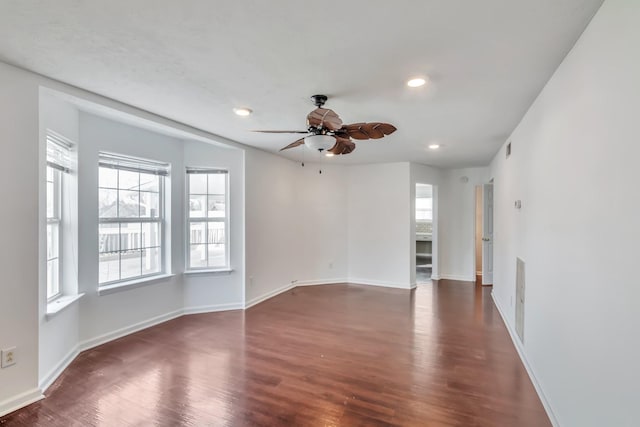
[0,0,637,426]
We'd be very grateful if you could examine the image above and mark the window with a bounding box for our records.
[416,197,433,221]
[186,169,229,270]
[46,131,72,301]
[98,153,169,285]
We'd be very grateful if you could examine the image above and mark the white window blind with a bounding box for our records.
[46,130,74,173]
[99,152,170,176]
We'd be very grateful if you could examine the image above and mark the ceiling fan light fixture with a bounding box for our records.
[407,77,427,88]
[304,134,335,152]
[233,107,252,116]
[428,144,440,149]
[325,152,335,157]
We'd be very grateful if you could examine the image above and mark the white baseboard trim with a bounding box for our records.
[348,278,413,289]
[431,274,441,280]
[438,274,476,282]
[78,308,184,352]
[0,388,44,418]
[39,346,80,392]
[183,302,243,315]
[245,283,295,309]
[492,292,559,427]
[296,278,348,287]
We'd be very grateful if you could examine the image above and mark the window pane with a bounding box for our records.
[99,252,120,284]
[190,222,206,245]
[99,188,118,218]
[139,173,159,192]
[99,223,120,253]
[121,250,142,279]
[189,195,206,218]
[119,170,140,191]
[207,195,225,218]
[47,223,59,260]
[140,191,160,218]
[47,259,59,298]
[208,174,225,195]
[208,244,225,268]
[189,245,207,268]
[46,181,55,218]
[141,222,160,248]
[99,167,118,189]
[142,247,161,276]
[118,190,140,217]
[120,223,141,251]
[207,221,225,244]
[189,174,207,194]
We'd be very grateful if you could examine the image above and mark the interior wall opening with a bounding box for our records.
[415,183,433,284]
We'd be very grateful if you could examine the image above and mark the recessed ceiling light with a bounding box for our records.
[233,107,252,116]
[407,77,426,88]
[428,144,440,150]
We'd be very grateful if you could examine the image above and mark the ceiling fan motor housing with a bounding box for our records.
[310,94,327,107]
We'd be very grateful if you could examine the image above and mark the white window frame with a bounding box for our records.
[46,165,62,301]
[185,168,230,271]
[98,153,169,286]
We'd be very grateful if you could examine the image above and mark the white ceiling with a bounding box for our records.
[0,0,603,168]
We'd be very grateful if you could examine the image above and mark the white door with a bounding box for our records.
[482,184,494,285]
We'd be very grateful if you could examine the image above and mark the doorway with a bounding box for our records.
[415,184,433,283]
[474,183,493,286]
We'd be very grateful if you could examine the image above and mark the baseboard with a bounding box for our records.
[244,283,295,309]
[39,346,80,392]
[431,274,441,280]
[296,278,348,286]
[183,302,244,315]
[492,292,559,427]
[347,278,413,289]
[0,388,44,418]
[438,274,476,282]
[78,308,184,352]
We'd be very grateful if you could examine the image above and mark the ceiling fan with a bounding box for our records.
[253,95,397,156]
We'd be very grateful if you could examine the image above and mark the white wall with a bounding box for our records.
[438,167,489,281]
[347,162,412,288]
[182,140,245,312]
[38,92,81,389]
[490,0,638,425]
[0,61,41,413]
[77,113,185,342]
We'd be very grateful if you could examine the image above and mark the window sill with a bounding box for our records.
[98,273,175,296]
[183,268,234,276]
[46,293,85,319]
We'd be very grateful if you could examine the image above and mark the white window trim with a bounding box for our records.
[46,166,62,302]
[185,168,230,271]
[98,153,169,287]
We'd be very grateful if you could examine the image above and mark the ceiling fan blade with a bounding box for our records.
[307,108,343,131]
[252,130,309,134]
[329,137,356,155]
[279,138,305,151]
[343,122,397,140]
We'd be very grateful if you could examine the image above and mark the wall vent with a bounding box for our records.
[515,257,525,343]
[506,142,512,158]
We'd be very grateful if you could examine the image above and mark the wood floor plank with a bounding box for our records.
[0,281,550,426]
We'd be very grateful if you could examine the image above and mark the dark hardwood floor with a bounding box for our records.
[1,281,550,426]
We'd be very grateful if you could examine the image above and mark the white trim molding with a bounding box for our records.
[78,309,184,352]
[438,274,476,282]
[244,283,295,309]
[492,292,559,427]
[183,302,243,315]
[347,278,414,289]
[0,388,44,418]
[39,346,80,392]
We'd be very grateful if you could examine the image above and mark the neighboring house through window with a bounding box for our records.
[98,152,169,285]
[186,168,229,270]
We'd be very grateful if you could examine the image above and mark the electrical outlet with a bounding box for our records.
[1,347,16,368]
